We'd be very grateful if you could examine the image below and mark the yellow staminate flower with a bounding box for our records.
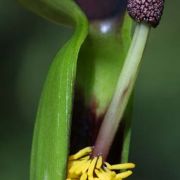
[67,147,135,180]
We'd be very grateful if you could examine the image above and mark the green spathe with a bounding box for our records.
[18,0,132,179]
[30,24,88,180]
[18,0,89,179]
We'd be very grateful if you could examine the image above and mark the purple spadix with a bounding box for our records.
[127,0,164,27]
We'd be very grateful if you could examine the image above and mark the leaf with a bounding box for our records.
[31,26,88,180]
[18,0,86,26]
[18,1,89,180]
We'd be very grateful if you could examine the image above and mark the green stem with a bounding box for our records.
[93,23,150,160]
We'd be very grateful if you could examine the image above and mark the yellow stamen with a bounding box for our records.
[69,147,92,160]
[87,157,98,177]
[67,147,135,180]
[116,170,133,179]
[80,173,88,180]
[82,160,92,173]
[96,156,103,169]
[105,162,135,170]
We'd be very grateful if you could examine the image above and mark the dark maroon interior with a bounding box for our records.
[70,89,128,163]
[75,0,127,20]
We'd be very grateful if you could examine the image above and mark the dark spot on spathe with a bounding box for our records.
[70,87,130,164]
[75,0,127,20]
[70,88,105,154]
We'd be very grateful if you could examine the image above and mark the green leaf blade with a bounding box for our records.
[18,0,86,26]
[29,6,88,180]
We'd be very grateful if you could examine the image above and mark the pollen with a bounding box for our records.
[67,147,135,180]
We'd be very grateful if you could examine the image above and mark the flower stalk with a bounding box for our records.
[92,0,165,161]
[92,23,150,160]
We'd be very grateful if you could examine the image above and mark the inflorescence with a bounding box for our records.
[127,0,164,27]
[67,147,135,180]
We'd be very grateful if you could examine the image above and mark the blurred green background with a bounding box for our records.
[0,0,180,179]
